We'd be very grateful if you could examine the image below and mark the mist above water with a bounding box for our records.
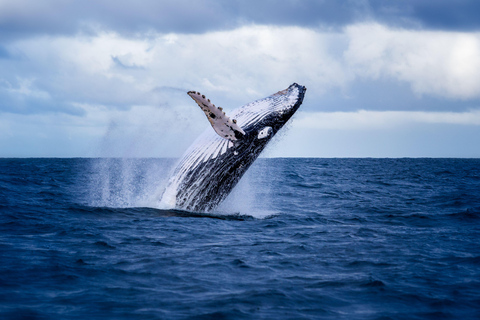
[85,157,275,219]
[86,158,174,208]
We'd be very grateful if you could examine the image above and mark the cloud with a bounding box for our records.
[0,45,11,58]
[2,0,480,43]
[344,23,480,100]
[0,32,159,113]
[345,24,480,99]
[0,25,350,115]
[295,109,480,130]
[390,0,480,31]
[0,77,85,115]
[2,23,480,118]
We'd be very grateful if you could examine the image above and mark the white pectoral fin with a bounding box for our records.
[188,91,246,141]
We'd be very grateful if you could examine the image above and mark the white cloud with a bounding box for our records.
[3,25,349,113]
[345,23,480,99]
[3,23,480,117]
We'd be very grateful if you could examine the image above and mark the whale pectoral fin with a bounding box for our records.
[188,91,246,141]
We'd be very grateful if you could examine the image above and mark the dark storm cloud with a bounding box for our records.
[369,0,480,31]
[1,0,479,42]
[0,0,227,40]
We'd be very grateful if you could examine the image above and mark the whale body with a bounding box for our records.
[161,83,306,212]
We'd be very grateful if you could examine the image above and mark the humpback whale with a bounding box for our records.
[161,83,306,212]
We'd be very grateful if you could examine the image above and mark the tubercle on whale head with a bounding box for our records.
[272,83,306,96]
[255,83,306,134]
[280,83,306,118]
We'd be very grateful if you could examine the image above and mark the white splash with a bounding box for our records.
[86,158,175,208]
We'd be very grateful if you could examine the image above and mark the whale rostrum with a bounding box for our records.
[161,83,306,212]
[187,91,246,141]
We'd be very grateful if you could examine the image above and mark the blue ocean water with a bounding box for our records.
[1,158,480,319]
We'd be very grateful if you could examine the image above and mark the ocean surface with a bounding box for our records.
[1,158,479,319]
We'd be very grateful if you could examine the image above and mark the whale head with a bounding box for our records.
[232,83,306,148]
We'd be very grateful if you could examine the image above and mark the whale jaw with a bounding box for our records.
[161,83,306,212]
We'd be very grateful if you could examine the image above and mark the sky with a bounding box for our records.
[1,0,480,158]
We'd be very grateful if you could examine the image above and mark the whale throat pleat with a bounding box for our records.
[187,91,246,141]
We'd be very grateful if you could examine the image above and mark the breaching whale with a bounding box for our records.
[160,83,306,212]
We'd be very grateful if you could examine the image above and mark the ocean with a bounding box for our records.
[1,158,479,319]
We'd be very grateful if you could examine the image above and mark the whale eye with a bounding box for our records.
[257,126,272,139]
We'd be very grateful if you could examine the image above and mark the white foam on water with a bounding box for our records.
[216,162,276,219]
[86,158,175,209]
